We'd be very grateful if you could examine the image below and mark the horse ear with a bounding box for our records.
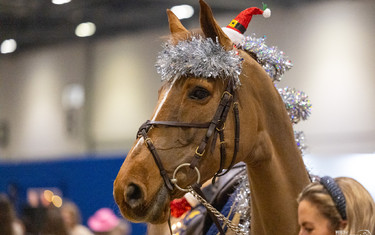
[199,0,233,51]
[166,9,189,41]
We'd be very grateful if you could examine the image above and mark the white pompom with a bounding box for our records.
[263,8,271,18]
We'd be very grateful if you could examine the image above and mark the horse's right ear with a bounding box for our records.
[167,9,189,43]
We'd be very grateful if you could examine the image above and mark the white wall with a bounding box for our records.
[276,1,375,154]
[89,31,166,152]
[0,43,87,159]
[304,153,375,198]
[0,0,374,160]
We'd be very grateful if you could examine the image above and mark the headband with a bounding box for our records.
[320,176,347,220]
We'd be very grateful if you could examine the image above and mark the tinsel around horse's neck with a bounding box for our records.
[236,48,310,234]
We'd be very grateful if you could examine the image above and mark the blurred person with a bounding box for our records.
[40,205,69,235]
[88,208,130,235]
[0,193,24,235]
[297,176,375,235]
[61,201,93,235]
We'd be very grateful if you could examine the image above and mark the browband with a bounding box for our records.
[320,176,347,220]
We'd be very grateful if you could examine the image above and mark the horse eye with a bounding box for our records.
[189,87,210,100]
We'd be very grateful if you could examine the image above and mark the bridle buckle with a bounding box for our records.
[195,146,205,157]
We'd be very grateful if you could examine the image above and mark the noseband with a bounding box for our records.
[137,81,240,192]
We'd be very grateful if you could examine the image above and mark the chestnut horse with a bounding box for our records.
[113,0,310,234]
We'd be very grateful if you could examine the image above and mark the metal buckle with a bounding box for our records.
[171,163,201,192]
[221,91,232,99]
[195,146,205,157]
[144,137,152,147]
[216,122,225,132]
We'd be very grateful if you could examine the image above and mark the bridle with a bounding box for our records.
[136,79,241,234]
[137,79,240,191]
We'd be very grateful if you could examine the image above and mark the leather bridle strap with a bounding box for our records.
[210,91,238,184]
[136,81,237,192]
[147,120,210,129]
[189,88,234,170]
[214,95,240,179]
[138,128,175,191]
[136,119,212,192]
[136,82,238,235]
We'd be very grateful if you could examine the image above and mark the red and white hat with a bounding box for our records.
[222,6,271,45]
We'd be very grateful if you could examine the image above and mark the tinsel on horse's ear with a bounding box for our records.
[199,0,233,51]
[166,9,190,44]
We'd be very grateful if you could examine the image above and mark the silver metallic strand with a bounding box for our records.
[155,35,243,88]
[294,130,307,155]
[277,87,312,124]
[230,170,251,235]
[241,34,293,82]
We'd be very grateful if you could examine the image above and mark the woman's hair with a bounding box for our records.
[41,205,69,235]
[298,177,375,234]
[0,194,15,235]
[61,201,82,227]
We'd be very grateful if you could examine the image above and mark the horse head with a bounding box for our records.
[113,0,298,228]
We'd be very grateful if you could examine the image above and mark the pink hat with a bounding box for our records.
[88,208,120,232]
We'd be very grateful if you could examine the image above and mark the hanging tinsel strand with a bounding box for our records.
[241,34,293,82]
[230,171,252,235]
[294,130,307,155]
[277,87,312,124]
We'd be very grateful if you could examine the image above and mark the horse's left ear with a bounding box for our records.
[199,0,233,51]
[167,9,190,44]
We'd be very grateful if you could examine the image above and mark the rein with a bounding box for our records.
[136,80,242,234]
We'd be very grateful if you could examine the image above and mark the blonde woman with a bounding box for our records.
[297,176,375,235]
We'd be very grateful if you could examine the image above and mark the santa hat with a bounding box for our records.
[222,5,271,45]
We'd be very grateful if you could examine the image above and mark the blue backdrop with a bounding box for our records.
[0,154,147,235]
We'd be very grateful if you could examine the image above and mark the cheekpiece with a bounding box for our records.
[320,176,347,220]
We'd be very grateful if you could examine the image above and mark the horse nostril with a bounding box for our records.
[125,183,144,209]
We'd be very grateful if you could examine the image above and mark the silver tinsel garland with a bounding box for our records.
[294,130,307,155]
[231,169,251,235]
[155,35,243,88]
[277,87,312,124]
[241,34,293,82]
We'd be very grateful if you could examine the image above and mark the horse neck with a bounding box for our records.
[238,60,310,234]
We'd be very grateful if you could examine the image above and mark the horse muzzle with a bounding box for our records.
[113,176,170,223]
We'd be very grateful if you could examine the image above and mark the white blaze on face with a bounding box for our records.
[128,137,144,156]
[151,79,176,121]
[130,80,176,155]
